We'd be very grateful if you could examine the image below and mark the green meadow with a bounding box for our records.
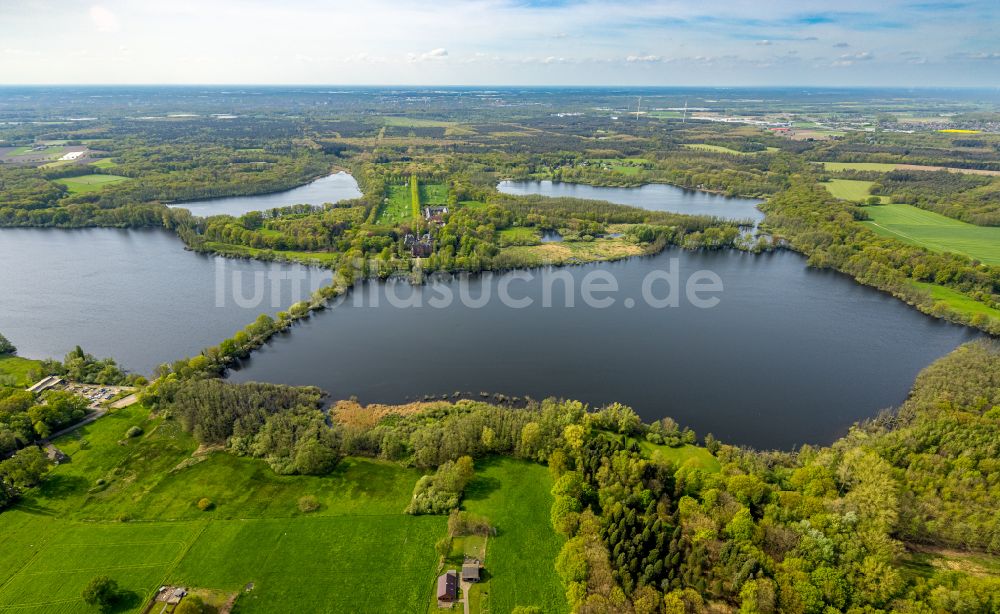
[377,183,416,225]
[819,161,898,172]
[463,458,565,614]
[1,405,568,613]
[0,356,42,387]
[911,281,1000,325]
[683,144,778,156]
[823,179,887,202]
[0,405,445,613]
[55,174,130,194]
[863,203,1000,265]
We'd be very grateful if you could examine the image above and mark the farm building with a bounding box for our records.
[461,563,480,583]
[437,570,458,602]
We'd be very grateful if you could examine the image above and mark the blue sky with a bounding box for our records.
[0,0,997,85]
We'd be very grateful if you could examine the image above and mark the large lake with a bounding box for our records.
[0,228,330,375]
[497,180,764,222]
[171,171,362,217]
[230,249,978,449]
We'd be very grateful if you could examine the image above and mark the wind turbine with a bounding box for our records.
[635,96,642,121]
[682,100,688,123]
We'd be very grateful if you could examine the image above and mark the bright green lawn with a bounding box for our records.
[863,203,1000,265]
[0,355,42,387]
[911,282,1000,324]
[638,442,722,473]
[823,179,887,202]
[55,174,130,194]
[499,227,541,246]
[420,183,448,205]
[89,158,119,169]
[1,405,443,613]
[376,184,417,226]
[463,458,565,614]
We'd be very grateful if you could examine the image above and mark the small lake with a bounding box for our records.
[171,171,362,217]
[229,249,978,449]
[0,228,329,375]
[497,180,764,222]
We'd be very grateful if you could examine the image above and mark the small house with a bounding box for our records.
[461,563,480,583]
[437,570,458,602]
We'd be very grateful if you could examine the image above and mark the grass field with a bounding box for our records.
[376,184,416,226]
[1,405,446,613]
[202,241,340,265]
[823,179,887,202]
[55,174,130,194]
[419,182,448,205]
[0,355,42,387]
[498,227,542,246]
[683,144,777,156]
[382,117,456,128]
[863,203,1000,265]
[637,442,722,472]
[89,158,119,169]
[463,458,565,614]
[819,162,898,172]
[911,282,1000,324]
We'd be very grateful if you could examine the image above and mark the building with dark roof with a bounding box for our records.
[437,570,458,602]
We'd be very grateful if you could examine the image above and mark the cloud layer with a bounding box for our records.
[0,0,996,85]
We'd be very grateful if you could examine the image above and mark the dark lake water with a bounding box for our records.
[170,171,361,217]
[497,180,764,222]
[0,228,329,374]
[229,249,978,449]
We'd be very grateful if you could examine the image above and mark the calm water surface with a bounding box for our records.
[230,249,978,448]
[497,180,764,222]
[0,228,328,374]
[171,171,361,217]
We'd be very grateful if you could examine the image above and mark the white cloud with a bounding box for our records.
[756,40,773,46]
[626,54,662,62]
[407,48,448,62]
[833,50,874,66]
[89,5,120,33]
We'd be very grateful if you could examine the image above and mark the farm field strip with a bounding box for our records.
[862,203,1000,265]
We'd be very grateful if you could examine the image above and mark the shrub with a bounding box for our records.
[297,495,320,513]
[125,426,143,438]
[405,456,474,515]
[196,498,214,511]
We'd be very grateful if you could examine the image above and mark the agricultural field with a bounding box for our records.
[0,355,42,387]
[55,173,130,194]
[682,144,778,156]
[382,117,456,128]
[823,179,886,202]
[863,203,1000,265]
[462,458,565,614]
[89,158,119,169]
[819,162,899,172]
[0,405,447,613]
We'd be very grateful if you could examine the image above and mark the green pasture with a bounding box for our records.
[863,203,1000,265]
